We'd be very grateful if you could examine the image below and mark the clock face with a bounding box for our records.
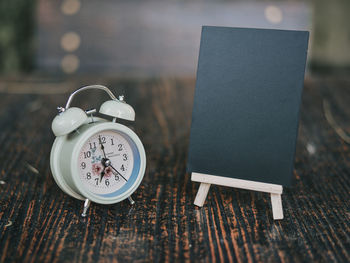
[77,130,135,196]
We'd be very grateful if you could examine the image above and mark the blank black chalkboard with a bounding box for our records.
[187,26,309,186]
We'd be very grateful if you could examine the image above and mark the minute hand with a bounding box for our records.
[98,135,107,158]
[110,164,128,182]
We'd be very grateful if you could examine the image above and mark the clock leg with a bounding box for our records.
[128,196,135,205]
[81,198,91,217]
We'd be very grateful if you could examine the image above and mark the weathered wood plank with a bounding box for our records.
[0,77,349,262]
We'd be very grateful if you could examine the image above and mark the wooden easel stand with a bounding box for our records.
[192,172,283,220]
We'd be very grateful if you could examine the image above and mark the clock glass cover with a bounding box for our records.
[77,130,140,197]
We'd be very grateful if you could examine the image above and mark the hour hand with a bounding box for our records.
[100,169,105,182]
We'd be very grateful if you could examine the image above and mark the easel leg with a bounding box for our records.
[194,183,211,207]
[270,193,283,220]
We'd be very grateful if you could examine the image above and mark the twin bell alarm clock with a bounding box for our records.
[50,85,146,216]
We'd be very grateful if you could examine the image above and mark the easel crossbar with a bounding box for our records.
[191,173,283,194]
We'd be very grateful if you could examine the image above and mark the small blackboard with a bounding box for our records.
[187,26,309,187]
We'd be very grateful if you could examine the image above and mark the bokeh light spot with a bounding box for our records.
[61,54,80,74]
[61,0,81,16]
[264,5,283,25]
[60,32,81,52]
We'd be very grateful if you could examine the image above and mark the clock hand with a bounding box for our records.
[98,135,107,158]
[109,164,128,182]
[100,169,105,182]
[98,136,126,182]
[98,135,108,182]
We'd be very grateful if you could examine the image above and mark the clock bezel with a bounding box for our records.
[71,122,146,204]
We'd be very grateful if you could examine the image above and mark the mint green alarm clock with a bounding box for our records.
[50,85,146,216]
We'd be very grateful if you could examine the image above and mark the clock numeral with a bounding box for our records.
[89,142,96,149]
[111,138,115,146]
[105,179,110,186]
[123,154,127,161]
[81,162,86,169]
[87,172,91,180]
[84,151,91,158]
[94,178,99,185]
[115,175,120,181]
[101,136,106,144]
[118,144,123,151]
[120,164,125,171]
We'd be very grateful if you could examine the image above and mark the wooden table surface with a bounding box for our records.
[0,76,349,262]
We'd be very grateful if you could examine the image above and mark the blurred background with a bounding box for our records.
[0,0,349,79]
[1,2,350,262]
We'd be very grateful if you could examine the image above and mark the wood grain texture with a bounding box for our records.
[0,76,350,262]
